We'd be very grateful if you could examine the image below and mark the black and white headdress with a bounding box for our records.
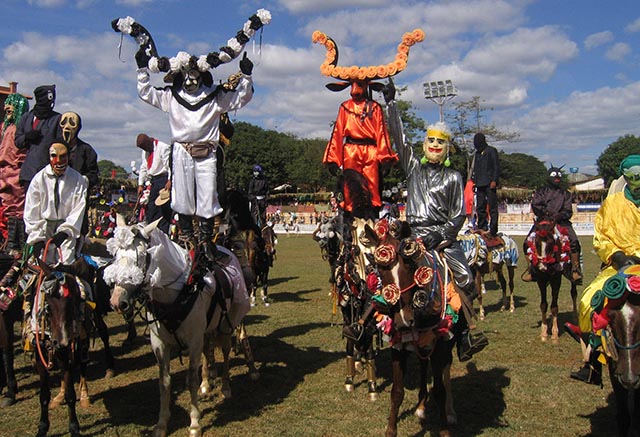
[112,9,271,74]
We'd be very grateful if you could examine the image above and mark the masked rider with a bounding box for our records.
[136,48,254,265]
[0,93,30,257]
[521,165,582,283]
[382,80,488,362]
[24,139,88,265]
[566,155,640,385]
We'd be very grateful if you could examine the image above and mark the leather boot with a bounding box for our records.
[570,251,583,283]
[199,218,229,264]
[178,214,195,250]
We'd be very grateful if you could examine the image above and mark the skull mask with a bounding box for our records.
[49,142,69,176]
[60,112,80,143]
[183,69,202,93]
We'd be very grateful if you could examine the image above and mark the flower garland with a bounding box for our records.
[115,9,271,74]
[311,28,425,80]
[525,228,570,269]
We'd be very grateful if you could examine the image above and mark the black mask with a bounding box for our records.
[547,166,563,187]
[33,85,56,119]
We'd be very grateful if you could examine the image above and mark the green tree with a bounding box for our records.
[98,160,129,179]
[445,96,520,177]
[596,134,640,186]
[499,152,547,188]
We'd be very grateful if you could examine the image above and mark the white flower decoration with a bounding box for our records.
[257,9,272,24]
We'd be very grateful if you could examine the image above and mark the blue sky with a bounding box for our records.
[2,0,640,176]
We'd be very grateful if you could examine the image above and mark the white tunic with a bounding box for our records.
[24,165,88,263]
[137,68,253,218]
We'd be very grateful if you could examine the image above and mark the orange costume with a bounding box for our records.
[323,84,397,212]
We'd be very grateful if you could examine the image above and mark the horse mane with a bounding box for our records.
[222,189,259,232]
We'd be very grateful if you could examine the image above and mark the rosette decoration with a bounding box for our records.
[399,238,424,261]
[312,28,425,80]
[374,243,397,267]
[381,283,401,306]
[414,265,434,288]
[112,9,271,74]
[374,219,390,240]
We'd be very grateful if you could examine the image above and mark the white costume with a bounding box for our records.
[137,68,253,218]
[138,137,171,184]
[24,165,88,264]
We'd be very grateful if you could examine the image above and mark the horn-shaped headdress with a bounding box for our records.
[112,9,271,75]
[312,28,425,84]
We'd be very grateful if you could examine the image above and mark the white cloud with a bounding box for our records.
[115,0,152,6]
[26,0,65,6]
[625,17,640,33]
[605,42,631,62]
[584,31,614,50]
[278,0,388,14]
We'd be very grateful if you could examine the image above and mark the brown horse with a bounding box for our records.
[364,219,456,437]
[524,218,578,342]
[596,267,640,436]
[459,231,519,319]
[31,257,92,437]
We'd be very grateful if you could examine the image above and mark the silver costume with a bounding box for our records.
[386,101,474,292]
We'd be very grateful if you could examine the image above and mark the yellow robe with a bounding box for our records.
[578,191,640,332]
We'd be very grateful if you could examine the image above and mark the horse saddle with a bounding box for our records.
[476,231,504,249]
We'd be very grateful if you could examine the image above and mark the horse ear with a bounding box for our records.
[325,82,351,92]
[142,218,161,238]
[363,223,380,246]
[116,214,126,228]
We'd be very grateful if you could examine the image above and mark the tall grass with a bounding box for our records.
[0,234,616,436]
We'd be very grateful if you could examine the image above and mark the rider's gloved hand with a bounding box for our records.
[422,231,443,250]
[382,77,396,103]
[326,162,340,176]
[135,48,150,69]
[239,52,253,75]
[611,251,639,270]
[51,231,68,247]
[31,241,45,258]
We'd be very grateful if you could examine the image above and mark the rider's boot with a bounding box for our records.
[570,346,602,387]
[521,258,534,282]
[177,214,196,251]
[6,216,25,258]
[570,251,583,284]
[199,218,229,265]
[455,310,489,362]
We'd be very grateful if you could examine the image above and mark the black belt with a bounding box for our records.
[345,137,376,146]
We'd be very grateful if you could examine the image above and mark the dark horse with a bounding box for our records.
[364,219,456,437]
[524,218,578,342]
[333,216,380,401]
[0,247,115,410]
[31,256,94,437]
[0,252,22,407]
[254,223,277,305]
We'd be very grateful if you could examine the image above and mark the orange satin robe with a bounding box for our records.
[323,99,397,212]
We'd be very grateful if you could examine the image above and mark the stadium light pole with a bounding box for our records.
[423,79,458,122]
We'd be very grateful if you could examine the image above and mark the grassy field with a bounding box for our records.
[0,233,618,436]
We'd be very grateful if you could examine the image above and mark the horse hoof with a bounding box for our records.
[199,384,211,396]
[0,396,16,407]
[105,368,115,379]
[152,426,167,437]
[541,336,547,342]
[415,407,426,420]
[345,383,354,392]
[49,393,65,409]
[80,395,91,408]
[189,426,202,437]
[368,391,378,401]
[510,306,515,313]
[221,379,232,399]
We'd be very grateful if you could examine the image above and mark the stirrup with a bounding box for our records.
[521,270,534,282]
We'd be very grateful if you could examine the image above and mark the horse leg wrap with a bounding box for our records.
[345,356,356,392]
[365,359,378,401]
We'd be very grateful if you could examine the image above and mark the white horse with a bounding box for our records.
[103,216,250,437]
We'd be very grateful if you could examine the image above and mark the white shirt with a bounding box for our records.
[24,165,88,244]
[138,138,171,185]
